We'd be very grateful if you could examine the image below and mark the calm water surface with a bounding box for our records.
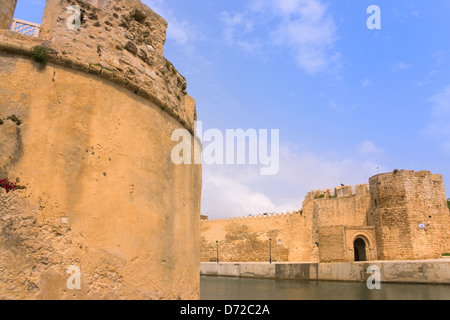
[200,276,450,300]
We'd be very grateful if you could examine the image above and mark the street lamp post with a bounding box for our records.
[278,239,282,262]
[269,238,272,264]
[216,241,219,264]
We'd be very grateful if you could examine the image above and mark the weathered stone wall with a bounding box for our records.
[200,212,310,263]
[345,227,377,262]
[0,0,17,30]
[38,0,194,132]
[201,184,373,264]
[317,226,377,263]
[0,0,201,300]
[303,184,370,228]
[302,184,371,262]
[369,170,450,260]
[201,171,450,264]
[317,226,346,263]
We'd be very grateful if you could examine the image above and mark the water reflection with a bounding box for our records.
[200,276,450,300]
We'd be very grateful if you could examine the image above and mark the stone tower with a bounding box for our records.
[0,0,201,299]
[368,170,450,260]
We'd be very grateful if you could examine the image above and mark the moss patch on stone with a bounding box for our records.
[32,46,49,68]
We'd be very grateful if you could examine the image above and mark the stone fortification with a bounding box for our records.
[39,0,196,132]
[369,170,450,260]
[201,184,374,263]
[302,184,372,261]
[201,212,307,263]
[201,171,450,264]
[0,0,201,300]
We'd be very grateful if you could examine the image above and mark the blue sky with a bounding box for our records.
[14,0,450,218]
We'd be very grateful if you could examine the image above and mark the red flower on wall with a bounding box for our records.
[0,178,26,193]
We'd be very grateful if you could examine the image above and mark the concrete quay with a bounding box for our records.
[201,259,450,285]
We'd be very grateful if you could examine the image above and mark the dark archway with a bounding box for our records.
[354,238,367,262]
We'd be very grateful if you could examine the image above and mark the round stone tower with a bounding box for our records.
[368,170,450,261]
[0,0,201,300]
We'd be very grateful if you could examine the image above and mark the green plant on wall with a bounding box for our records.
[32,46,49,68]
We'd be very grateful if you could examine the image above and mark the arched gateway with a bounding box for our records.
[354,238,367,262]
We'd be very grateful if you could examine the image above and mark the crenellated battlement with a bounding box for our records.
[202,211,301,225]
[202,170,450,264]
[305,184,369,201]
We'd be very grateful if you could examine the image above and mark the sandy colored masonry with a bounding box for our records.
[201,170,450,263]
[0,0,201,300]
[0,0,17,30]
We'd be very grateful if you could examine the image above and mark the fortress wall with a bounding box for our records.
[304,184,370,228]
[317,226,346,263]
[291,195,317,262]
[302,184,370,262]
[369,171,450,260]
[200,173,449,264]
[317,226,377,263]
[0,0,17,30]
[404,172,450,258]
[368,173,411,260]
[0,0,201,300]
[201,184,372,264]
[0,51,202,299]
[200,212,313,263]
[200,172,450,264]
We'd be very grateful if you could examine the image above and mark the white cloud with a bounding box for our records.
[361,78,371,88]
[327,99,358,113]
[219,11,262,55]
[410,11,420,18]
[220,0,339,74]
[202,168,279,218]
[357,141,384,157]
[432,50,445,65]
[143,0,198,47]
[391,62,411,73]
[270,0,337,73]
[430,85,450,117]
[201,141,385,219]
[220,12,255,42]
[414,69,437,88]
[277,0,327,19]
[424,85,450,156]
